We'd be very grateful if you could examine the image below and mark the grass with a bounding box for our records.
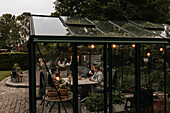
[0,71,10,81]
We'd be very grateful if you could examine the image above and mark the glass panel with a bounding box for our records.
[32,16,71,36]
[131,21,170,38]
[93,20,134,37]
[60,16,93,25]
[77,44,105,113]
[36,43,73,113]
[141,44,167,113]
[69,26,104,37]
[151,24,170,38]
[132,21,163,29]
[112,21,161,38]
[111,44,136,112]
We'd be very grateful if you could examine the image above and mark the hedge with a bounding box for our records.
[0,52,29,70]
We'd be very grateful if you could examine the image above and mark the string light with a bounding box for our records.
[91,44,95,49]
[132,44,135,48]
[160,48,163,52]
[112,44,116,48]
[147,52,151,57]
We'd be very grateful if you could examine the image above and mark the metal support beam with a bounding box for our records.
[103,44,107,113]
[108,44,112,113]
[89,48,91,69]
[164,44,167,113]
[28,40,36,113]
[135,44,141,113]
[72,43,78,113]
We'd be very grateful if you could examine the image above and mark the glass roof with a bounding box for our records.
[30,15,170,43]
[60,16,93,26]
[93,20,134,37]
[130,20,170,38]
[69,26,104,37]
[112,21,161,38]
[150,24,170,38]
[32,16,71,36]
[131,21,164,29]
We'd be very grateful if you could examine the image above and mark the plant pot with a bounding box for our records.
[85,107,104,113]
[12,78,18,83]
[112,104,125,113]
[59,88,69,96]
[11,70,17,78]
[47,91,58,99]
[47,91,58,97]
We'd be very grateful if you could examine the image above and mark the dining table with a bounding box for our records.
[62,77,99,95]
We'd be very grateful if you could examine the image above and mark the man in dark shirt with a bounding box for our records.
[81,64,95,78]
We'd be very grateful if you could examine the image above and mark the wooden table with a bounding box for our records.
[62,78,99,94]
[44,93,73,113]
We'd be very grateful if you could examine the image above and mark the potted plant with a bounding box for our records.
[85,93,105,113]
[47,87,58,99]
[59,84,69,98]
[112,91,126,112]
[11,63,22,82]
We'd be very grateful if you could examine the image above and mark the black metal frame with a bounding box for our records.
[28,14,169,113]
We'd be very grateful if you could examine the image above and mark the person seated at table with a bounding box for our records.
[50,66,58,80]
[89,65,104,90]
[57,57,66,69]
[81,64,96,78]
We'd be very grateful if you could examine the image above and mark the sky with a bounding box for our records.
[0,0,56,16]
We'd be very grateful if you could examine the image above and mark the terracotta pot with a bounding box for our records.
[59,88,69,96]
[47,91,58,97]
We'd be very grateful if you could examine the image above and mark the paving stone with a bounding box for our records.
[0,74,29,113]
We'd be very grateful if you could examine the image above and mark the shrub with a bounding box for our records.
[0,52,28,70]
[85,93,105,112]
[112,91,126,105]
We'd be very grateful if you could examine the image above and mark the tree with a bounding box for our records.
[16,13,30,43]
[0,13,30,50]
[0,14,20,48]
[53,0,170,22]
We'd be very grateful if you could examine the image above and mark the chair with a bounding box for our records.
[125,96,135,110]
[140,88,153,113]
[125,88,154,113]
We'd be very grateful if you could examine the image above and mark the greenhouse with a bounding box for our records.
[28,14,170,113]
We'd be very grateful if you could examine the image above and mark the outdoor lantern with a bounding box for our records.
[132,44,135,48]
[147,52,151,57]
[160,47,164,52]
[91,44,95,49]
[112,44,116,48]
[143,58,149,62]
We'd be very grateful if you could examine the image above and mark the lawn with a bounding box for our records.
[0,71,10,81]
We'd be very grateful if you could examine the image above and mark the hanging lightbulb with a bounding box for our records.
[160,48,164,52]
[132,44,135,48]
[112,44,116,48]
[147,52,151,57]
[91,44,95,49]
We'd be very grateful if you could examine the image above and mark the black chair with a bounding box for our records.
[125,96,135,111]
[125,88,154,113]
[140,88,153,113]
